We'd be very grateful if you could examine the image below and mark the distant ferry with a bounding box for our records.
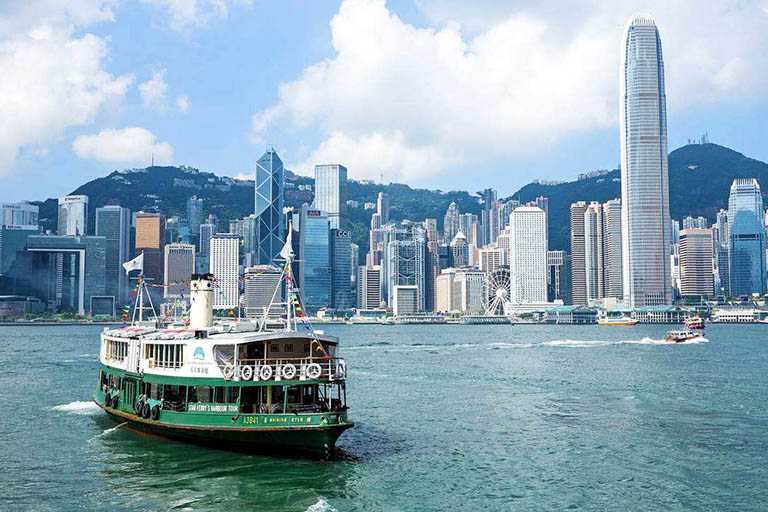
[665,329,702,343]
[685,316,705,330]
[94,238,352,458]
[597,315,638,326]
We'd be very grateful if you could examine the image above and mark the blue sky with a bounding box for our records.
[2,0,768,202]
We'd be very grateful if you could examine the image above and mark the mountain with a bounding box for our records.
[31,143,768,257]
[513,143,768,250]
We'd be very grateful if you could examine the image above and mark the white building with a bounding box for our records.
[244,265,284,318]
[452,269,485,313]
[620,14,671,307]
[393,285,419,317]
[479,247,502,274]
[509,206,547,303]
[58,195,88,236]
[357,265,382,310]
[210,233,240,309]
[435,269,456,312]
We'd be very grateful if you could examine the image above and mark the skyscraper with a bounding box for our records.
[449,231,468,268]
[164,243,195,299]
[377,191,390,224]
[0,202,39,277]
[679,229,714,297]
[443,201,460,243]
[584,202,604,301]
[199,223,214,258]
[570,201,587,305]
[255,147,284,264]
[134,212,166,287]
[299,205,331,311]
[58,195,89,236]
[330,229,354,310]
[314,164,348,230]
[186,195,204,239]
[357,265,382,310]
[727,179,767,296]
[210,233,240,309]
[95,205,131,304]
[509,206,547,303]
[583,199,623,303]
[620,14,671,307]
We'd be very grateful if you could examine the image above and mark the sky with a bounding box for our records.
[2,0,768,202]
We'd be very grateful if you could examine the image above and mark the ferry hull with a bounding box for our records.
[96,400,353,458]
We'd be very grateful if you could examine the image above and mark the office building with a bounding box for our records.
[210,233,240,309]
[570,201,587,304]
[547,250,572,304]
[314,164,348,230]
[58,195,88,236]
[377,191,390,224]
[509,206,547,303]
[134,212,166,287]
[683,216,708,230]
[583,199,623,302]
[392,285,418,317]
[479,247,502,274]
[714,209,729,295]
[199,222,214,259]
[0,202,39,276]
[424,219,439,312]
[679,229,714,297]
[728,179,767,296]
[443,201,460,244]
[95,205,131,304]
[330,229,354,310]
[299,206,331,311]
[449,231,468,268]
[164,243,195,299]
[186,196,204,237]
[244,265,284,318]
[452,269,485,314]
[357,265,382,310]
[435,269,456,312]
[255,147,285,264]
[620,14,671,307]
[386,236,426,312]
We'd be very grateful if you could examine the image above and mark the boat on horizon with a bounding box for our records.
[665,329,703,343]
[93,238,352,458]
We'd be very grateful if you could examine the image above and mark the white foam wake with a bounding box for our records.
[52,401,101,415]
[306,498,337,512]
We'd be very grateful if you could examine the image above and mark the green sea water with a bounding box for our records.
[1,324,766,511]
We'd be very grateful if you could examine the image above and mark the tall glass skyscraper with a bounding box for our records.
[95,205,131,304]
[255,148,284,264]
[620,14,671,307]
[299,205,331,311]
[727,179,767,296]
[314,164,348,230]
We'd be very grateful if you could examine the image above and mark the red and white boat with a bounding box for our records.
[665,329,702,343]
[684,316,705,330]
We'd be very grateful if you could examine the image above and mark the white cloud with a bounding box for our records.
[73,127,173,165]
[175,93,190,113]
[253,0,768,183]
[0,21,133,174]
[139,68,168,108]
[140,0,252,30]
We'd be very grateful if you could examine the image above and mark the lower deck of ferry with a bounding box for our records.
[95,367,352,457]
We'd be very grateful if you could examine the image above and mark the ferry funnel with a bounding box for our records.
[189,273,214,329]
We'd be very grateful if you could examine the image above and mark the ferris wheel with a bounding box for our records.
[484,268,512,316]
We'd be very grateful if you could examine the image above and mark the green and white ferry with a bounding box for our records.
[94,245,352,458]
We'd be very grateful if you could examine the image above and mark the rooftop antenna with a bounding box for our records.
[380,171,384,185]
[151,152,154,167]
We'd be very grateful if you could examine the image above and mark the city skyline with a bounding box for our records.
[3,1,768,202]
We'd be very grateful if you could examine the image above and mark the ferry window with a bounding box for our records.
[285,344,293,352]
[189,385,212,403]
[270,344,279,352]
[150,383,163,400]
[213,387,238,403]
[287,386,301,403]
[303,343,310,352]
[272,386,285,403]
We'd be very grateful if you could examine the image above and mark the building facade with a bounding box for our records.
[95,205,131,304]
[330,228,354,310]
[570,201,587,305]
[164,243,195,299]
[727,178,767,296]
[509,206,547,303]
[620,14,671,307]
[314,164,348,230]
[134,212,166,288]
[678,228,714,297]
[210,233,240,309]
[299,206,331,311]
[58,195,89,236]
[255,148,285,264]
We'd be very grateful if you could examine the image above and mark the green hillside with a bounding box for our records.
[32,143,768,257]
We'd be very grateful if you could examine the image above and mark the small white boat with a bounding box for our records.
[598,315,638,326]
[665,329,702,343]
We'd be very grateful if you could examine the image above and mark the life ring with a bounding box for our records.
[105,393,112,408]
[134,399,143,414]
[306,363,322,380]
[142,402,151,419]
[260,365,273,381]
[222,364,235,379]
[240,365,254,381]
[281,363,297,380]
[335,360,346,379]
[111,395,120,409]
[151,405,160,421]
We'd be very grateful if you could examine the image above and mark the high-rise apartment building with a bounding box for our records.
[678,229,714,297]
[164,244,195,299]
[58,195,89,236]
[255,147,284,264]
[583,199,623,302]
[727,179,767,296]
[314,164,348,230]
[570,201,587,304]
[210,233,240,309]
[509,206,547,303]
[620,14,671,307]
[95,205,131,303]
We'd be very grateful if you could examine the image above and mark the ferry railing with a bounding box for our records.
[231,357,346,383]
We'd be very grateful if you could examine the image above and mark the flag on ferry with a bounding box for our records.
[122,253,144,275]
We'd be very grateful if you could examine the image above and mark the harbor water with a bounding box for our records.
[2,324,766,511]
